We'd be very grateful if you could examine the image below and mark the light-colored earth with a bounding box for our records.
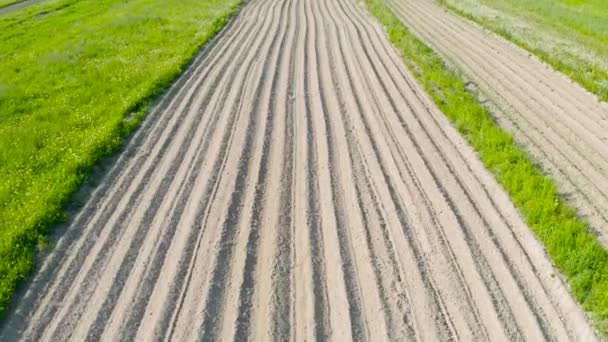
[0,0,597,340]
[389,0,608,249]
[0,0,45,15]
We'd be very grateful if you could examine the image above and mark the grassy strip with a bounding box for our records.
[438,0,608,102]
[364,0,608,334]
[0,0,241,315]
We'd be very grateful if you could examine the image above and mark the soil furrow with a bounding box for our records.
[173,2,290,339]
[337,17,489,342]
[232,1,296,337]
[334,3,493,338]
[269,0,300,338]
[95,5,278,338]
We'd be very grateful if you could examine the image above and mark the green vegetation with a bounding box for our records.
[439,0,608,101]
[365,0,608,334]
[0,0,240,315]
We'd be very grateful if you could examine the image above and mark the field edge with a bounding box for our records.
[362,0,608,335]
[437,0,608,103]
[0,0,244,318]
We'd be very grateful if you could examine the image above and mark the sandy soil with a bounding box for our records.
[0,0,45,15]
[0,0,596,340]
[389,0,608,249]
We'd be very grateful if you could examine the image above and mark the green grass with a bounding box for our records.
[438,0,608,101]
[364,0,608,334]
[0,0,241,315]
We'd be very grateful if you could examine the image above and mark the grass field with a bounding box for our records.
[0,0,240,315]
[439,0,608,102]
[365,0,608,334]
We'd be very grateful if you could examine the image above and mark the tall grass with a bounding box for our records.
[0,0,240,315]
[364,0,608,334]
